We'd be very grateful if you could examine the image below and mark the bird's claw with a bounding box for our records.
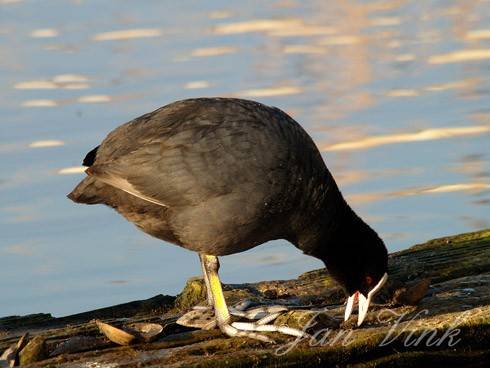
[221,323,274,343]
[177,308,217,330]
[178,299,307,341]
[229,304,288,319]
[231,321,307,338]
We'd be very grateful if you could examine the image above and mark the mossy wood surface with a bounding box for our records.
[1,229,489,367]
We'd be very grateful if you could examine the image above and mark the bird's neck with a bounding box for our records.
[294,200,373,261]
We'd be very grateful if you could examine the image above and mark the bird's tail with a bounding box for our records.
[67,176,104,204]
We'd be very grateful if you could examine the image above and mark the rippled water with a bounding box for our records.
[1,0,489,317]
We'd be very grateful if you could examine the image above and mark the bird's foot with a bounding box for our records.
[177,306,217,330]
[220,323,274,342]
[177,300,308,342]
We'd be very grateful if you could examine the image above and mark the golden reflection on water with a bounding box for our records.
[424,183,490,194]
[15,80,58,89]
[466,29,490,40]
[318,35,361,45]
[323,126,490,152]
[53,74,89,83]
[348,182,490,205]
[29,140,64,148]
[0,0,23,4]
[429,49,490,64]
[14,74,90,90]
[30,28,59,38]
[369,17,401,27]
[424,79,475,92]
[184,81,210,89]
[21,99,58,107]
[57,166,86,175]
[190,46,238,57]
[336,168,423,186]
[213,19,304,35]
[386,89,419,97]
[15,80,89,90]
[208,10,233,20]
[380,78,477,98]
[282,44,327,54]
[92,28,162,41]
[77,95,112,103]
[21,94,114,108]
[394,54,416,62]
[236,86,302,98]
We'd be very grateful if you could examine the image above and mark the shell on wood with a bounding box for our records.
[95,320,164,345]
[127,323,163,342]
[95,320,136,346]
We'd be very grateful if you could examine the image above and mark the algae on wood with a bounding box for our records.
[1,229,489,367]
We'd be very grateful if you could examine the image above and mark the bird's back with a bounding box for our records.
[69,98,339,255]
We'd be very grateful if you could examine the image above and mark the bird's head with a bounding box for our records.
[319,221,388,326]
[342,249,388,326]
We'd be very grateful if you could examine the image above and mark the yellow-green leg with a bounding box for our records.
[177,254,307,341]
[201,254,273,342]
[199,253,214,307]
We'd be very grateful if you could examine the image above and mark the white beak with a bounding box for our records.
[344,272,388,326]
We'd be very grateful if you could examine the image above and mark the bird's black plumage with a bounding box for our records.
[68,98,387,295]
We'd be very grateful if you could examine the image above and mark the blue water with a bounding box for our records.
[1,0,489,317]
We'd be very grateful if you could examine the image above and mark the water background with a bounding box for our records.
[1,0,489,317]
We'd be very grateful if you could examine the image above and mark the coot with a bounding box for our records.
[68,98,388,340]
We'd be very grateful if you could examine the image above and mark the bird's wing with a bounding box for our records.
[85,162,169,207]
[86,122,283,208]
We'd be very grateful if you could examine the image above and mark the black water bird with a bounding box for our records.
[68,98,388,340]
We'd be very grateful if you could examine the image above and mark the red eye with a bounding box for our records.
[366,276,373,285]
